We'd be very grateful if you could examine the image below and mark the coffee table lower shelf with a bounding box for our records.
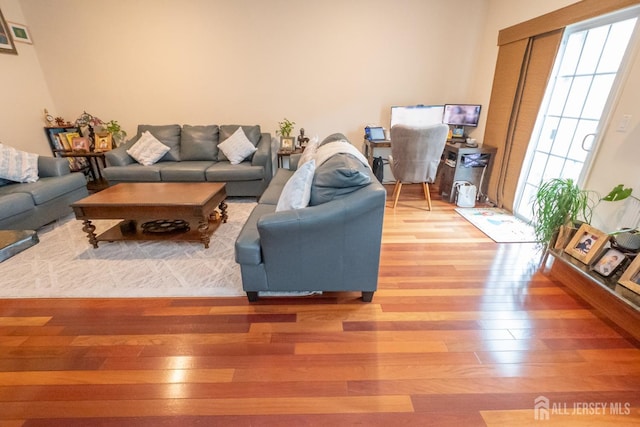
[85,216,222,248]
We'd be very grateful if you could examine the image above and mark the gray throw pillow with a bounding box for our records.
[181,125,219,160]
[309,153,372,206]
[136,124,181,161]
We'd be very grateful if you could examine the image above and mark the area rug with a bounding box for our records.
[455,207,538,243]
[0,200,256,298]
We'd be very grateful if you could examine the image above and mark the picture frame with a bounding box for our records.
[592,248,626,277]
[564,223,609,265]
[0,8,17,55]
[8,22,32,44]
[280,136,294,152]
[94,132,113,152]
[618,254,640,294]
[71,136,90,152]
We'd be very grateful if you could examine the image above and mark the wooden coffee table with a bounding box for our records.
[71,182,227,248]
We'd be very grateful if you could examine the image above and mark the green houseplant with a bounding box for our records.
[104,120,127,147]
[531,178,595,249]
[276,118,295,137]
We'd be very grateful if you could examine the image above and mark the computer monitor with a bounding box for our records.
[442,104,482,127]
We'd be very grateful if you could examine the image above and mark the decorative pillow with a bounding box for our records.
[218,125,260,161]
[136,124,181,161]
[276,159,316,212]
[217,127,257,165]
[297,136,320,167]
[0,143,39,183]
[309,153,371,206]
[126,131,171,166]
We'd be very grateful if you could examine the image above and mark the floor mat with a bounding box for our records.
[455,207,538,243]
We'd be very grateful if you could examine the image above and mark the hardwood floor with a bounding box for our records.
[0,184,638,426]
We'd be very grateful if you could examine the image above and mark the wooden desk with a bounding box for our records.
[363,139,391,167]
[436,143,497,203]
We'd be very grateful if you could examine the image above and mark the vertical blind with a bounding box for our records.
[482,0,640,210]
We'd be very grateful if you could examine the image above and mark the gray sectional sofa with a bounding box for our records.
[103,124,272,197]
[235,134,387,302]
[0,157,89,230]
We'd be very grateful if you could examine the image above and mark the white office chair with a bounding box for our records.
[388,124,449,209]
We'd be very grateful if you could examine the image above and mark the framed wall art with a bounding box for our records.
[8,22,32,44]
[564,223,609,265]
[592,248,626,277]
[0,8,17,54]
[618,254,640,294]
[94,132,113,152]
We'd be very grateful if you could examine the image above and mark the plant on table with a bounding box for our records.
[104,120,128,147]
[276,118,295,137]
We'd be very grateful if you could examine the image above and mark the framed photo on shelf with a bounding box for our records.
[564,223,609,265]
[71,136,90,152]
[7,22,32,44]
[280,136,294,152]
[94,132,112,152]
[0,8,17,55]
[592,248,626,277]
[618,254,640,294]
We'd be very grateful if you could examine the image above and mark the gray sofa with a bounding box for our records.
[235,135,386,302]
[103,124,272,197]
[0,157,89,230]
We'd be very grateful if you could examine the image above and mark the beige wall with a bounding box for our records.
[2,0,638,200]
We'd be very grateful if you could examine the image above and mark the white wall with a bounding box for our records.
[15,0,488,151]
[0,0,56,155]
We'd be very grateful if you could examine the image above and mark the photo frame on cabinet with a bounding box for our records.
[564,223,609,265]
[280,136,294,152]
[0,8,17,54]
[618,254,640,294]
[71,136,90,152]
[592,248,626,277]
[8,22,32,44]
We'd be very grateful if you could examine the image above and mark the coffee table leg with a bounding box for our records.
[218,200,228,223]
[198,220,210,249]
[82,220,99,248]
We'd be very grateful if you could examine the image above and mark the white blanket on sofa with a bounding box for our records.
[313,139,371,170]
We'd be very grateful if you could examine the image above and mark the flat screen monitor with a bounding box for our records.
[442,104,482,127]
[391,105,445,128]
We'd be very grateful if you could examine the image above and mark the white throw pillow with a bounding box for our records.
[0,143,39,183]
[276,159,316,212]
[217,127,257,165]
[126,131,170,166]
[297,135,320,167]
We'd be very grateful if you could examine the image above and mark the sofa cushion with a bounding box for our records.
[218,125,261,161]
[0,173,87,205]
[259,169,293,205]
[217,127,257,165]
[160,161,214,181]
[0,192,34,219]
[310,153,372,206]
[276,159,315,212]
[0,144,39,183]
[205,162,264,182]
[103,163,164,182]
[181,125,219,161]
[126,131,171,166]
[136,124,182,161]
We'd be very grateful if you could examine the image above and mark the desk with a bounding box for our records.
[436,143,497,203]
[363,139,391,167]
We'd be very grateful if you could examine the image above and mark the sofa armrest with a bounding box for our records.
[256,183,386,290]
[288,153,302,171]
[251,132,272,182]
[104,143,135,167]
[38,156,70,177]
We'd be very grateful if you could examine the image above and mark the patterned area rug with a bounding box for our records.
[455,207,538,243]
[0,200,256,298]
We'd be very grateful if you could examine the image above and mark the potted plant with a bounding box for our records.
[531,178,596,249]
[104,120,127,147]
[276,118,295,151]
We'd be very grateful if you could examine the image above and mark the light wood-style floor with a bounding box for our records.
[0,184,639,426]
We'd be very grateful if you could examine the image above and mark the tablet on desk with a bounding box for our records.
[366,126,386,142]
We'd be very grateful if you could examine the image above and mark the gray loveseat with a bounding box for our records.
[235,134,386,302]
[0,157,88,230]
[103,124,272,197]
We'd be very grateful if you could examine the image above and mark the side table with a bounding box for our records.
[277,148,304,168]
[56,150,108,191]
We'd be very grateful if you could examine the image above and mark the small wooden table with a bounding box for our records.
[71,183,227,248]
